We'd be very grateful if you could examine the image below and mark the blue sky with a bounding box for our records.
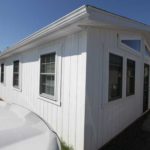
[0,0,150,51]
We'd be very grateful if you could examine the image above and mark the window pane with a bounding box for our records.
[46,63,55,73]
[121,40,141,52]
[41,63,55,73]
[41,53,55,64]
[41,53,55,73]
[13,60,19,87]
[13,74,19,86]
[14,61,19,72]
[109,53,123,101]
[40,75,55,96]
[126,59,135,96]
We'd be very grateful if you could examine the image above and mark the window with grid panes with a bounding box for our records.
[40,53,56,98]
[13,60,19,87]
[1,64,4,83]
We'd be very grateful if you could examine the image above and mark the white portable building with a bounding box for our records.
[0,5,150,150]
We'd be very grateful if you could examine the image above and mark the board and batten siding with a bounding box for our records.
[84,27,146,150]
[0,31,87,150]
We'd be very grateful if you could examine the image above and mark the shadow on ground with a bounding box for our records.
[100,111,150,150]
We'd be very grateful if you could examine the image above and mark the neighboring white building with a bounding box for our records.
[0,5,150,150]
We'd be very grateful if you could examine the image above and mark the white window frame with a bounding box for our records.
[39,52,57,100]
[118,34,142,55]
[37,43,62,106]
[12,56,22,92]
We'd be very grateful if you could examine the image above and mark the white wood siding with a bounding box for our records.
[1,26,149,150]
[84,27,148,150]
[0,31,87,150]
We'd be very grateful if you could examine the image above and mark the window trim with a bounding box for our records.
[39,52,57,102]
[37,43,62,106]
[126,59,136,97]
[12,60,22,91]
[108,53,123,102]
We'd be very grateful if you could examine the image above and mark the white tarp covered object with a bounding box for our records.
[0,101,61,150]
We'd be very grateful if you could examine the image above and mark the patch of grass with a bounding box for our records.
[61,141,73,150]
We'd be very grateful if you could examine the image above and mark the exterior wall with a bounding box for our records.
[84,27,149,150]
[0,31,87,150]
[1,26,149,150]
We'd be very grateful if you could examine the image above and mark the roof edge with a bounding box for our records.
[0,5,88,57]
[1,5,150,58]
[86,5,150,28]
